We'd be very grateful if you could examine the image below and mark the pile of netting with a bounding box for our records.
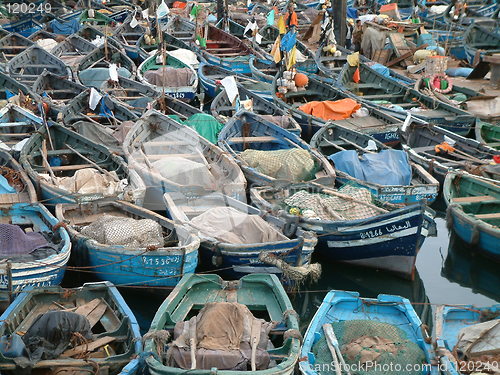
[312,320,426,375]
[80,214,164,248]
[283,185,380,221]
[239,148,317,182]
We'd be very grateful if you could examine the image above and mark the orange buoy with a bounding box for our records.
[294,73,309,87]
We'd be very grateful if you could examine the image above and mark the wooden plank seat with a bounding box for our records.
[347,83,383,90]
[474,212,500,220]
[361,94,404,99]
[0,122,33,127]
[228,136,279,143]
[285,90,323,98]
[452,195,496,203]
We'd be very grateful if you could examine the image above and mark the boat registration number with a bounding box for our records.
[142,256,182,266]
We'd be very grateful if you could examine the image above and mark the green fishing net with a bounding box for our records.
[312,320,426,375]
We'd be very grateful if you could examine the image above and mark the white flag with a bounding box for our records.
[109,63,119,82]
[89,87,102,111]
[142,8,149,18]
[220,76,239,105]
[157,0,170,18]
[130,14,138,28]
[255,33,263,44]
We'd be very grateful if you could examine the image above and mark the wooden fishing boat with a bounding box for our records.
[273,74,402,143]
[77,44,136,88]
[218,110,335,186]
[123,109,245,209]
[250,183,436,279]
[315,45,365,78]
[32,70,86,118]
[252,25,318,75]
[0,203,71,307]
[27,29,57,43]
[0,281,141,373]
[199,62,272,99]
[0,71,33,103]
[211,82,302,136]
[138,49,198,101]
[165,191,318,285]
[0,33,34,65]
[55,200,200,288]
[300,290,436,375]
[336,62,476,135]
[76,24,124,52]
[50,34,97,69]
[62,88,138,126]
[443,171,500,260]
[476,120,500,150]
[152,95,202,118]
[20,123,145,205]
[0,18,42,37]
[101,75,159,115]
[249,56,278,83]
[163,15,195,44]
[113,14,147,60]
[6,45,72,87]
[0,104,43,150]
[215,17,246,38]
[79,8,115,29]
[144,273,301,375]
[434,304,500,375]
[401,122,500,185]
[196,24,255,74]
[0,149,37,205]
[311,122,439,204]
[463,24,500,66]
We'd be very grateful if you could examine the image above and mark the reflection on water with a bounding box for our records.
[442,233,500,303]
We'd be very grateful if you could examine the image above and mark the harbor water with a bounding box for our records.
[64,198,500,333]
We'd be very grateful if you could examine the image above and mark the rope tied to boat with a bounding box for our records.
[257,252,322,285]
[143,330,171,357]
[0,166,25,192]
[284,329,302,343]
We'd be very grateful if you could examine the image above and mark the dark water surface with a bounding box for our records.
[63,202,500,333]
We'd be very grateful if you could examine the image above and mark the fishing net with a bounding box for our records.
[239,149,317,182]
[80,214,164,248]
[283,185,379,221]
[312,320,426,375]
[0,224,49,255]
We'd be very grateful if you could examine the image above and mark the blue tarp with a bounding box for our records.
[329,149,412,186]
[50,18,81,35]
[280,31,297,52]
[347,7,358,19]
[371,63,410,85]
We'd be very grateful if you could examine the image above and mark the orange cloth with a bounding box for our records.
[353,67,360,83]
[289,11,298,26]
[435,142,455,154]
[298,99,361,121]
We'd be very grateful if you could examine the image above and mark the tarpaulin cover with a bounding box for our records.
[167,302,273,370]
[144,67,194,87]
[152,157,217,188]
[50,18,81,35]
[298,99,361,121]
[190,206,287,244]
[182,113,224,144]
[456,320,500,358]
[79,67,132,89]
[0,224,49,256]
[328,149,412,186]
[280,31,297,52]
[370,63,409,84]
[42,168,123,196]
[240,148,317,182]
[23,311,93,362]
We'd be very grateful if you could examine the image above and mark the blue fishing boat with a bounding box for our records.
[0,104,43,150]
[300,290,437,375]
[336,62,476,135]
[251,183,436,279]
[195,24,255,74]
[0,33,34,67]
[199,62,272,99]
[273,73,402,142]
[0,203,71,306]
[0,71,34,103]
[123,109,246,210]
[0,149,37,205]
[311,122,439,204]
[164,191,319,288]
[20,123,146,205]
[218,110,336,186]
[443,171,500,260]
[0,281,141,373]
[1,18,43,37]
[113,14,147,61]
[211,82,302,136]
[434,304,500,375]
[55,200,200,288]
[463,23,500,66]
